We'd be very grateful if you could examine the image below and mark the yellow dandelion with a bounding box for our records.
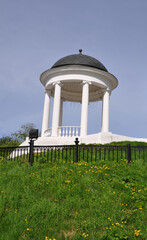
[134,229,141,236]
[115,222,120,226]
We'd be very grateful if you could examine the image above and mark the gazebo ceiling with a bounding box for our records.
[48,82,104,102]
[61,82,102,93]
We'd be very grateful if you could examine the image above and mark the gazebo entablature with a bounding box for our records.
[41,66,117,99]
[40,65,118,138]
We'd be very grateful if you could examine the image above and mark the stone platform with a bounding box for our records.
[20,132,147,146]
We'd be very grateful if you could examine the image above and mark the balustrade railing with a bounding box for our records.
[58,126,80,137]
[44,126,80,137]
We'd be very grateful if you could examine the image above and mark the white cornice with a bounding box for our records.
[40,65,118,91]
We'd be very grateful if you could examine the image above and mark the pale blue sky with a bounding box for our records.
[0,0,147,138]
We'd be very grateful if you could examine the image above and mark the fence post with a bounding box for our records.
[127,144,131,163]
[75,138,79,163]
[29,139,34,166]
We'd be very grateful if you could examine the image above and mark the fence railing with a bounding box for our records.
[0,138,147,166]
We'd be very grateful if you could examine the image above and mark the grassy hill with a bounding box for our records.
[0,157,146,240]
[108,141,147,146]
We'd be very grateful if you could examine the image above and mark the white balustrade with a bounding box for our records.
[44,126,80,137]
[69,127,71,137]
[58,126,80,137]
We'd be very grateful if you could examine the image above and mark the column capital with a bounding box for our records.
[45,89,51,95]
[102,88,111,95]
[53,81,63,87]
[81,80,91,86]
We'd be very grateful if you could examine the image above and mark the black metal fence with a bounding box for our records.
[0,139,147,166]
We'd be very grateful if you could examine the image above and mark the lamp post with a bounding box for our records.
[75,137,79,163]
[29,129,38,166]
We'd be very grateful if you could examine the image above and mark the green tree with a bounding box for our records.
[0,136,20,147]
[11,123,36,142]
[0,123,40,147]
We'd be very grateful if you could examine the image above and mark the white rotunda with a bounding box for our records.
[21,50,147,146]
[38,50,118,145]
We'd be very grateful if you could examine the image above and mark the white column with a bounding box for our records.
[80,81,90,136]
[101,89,110,132]
[51,82,61,136]
[59,99,63,126]
[41,90,51,137]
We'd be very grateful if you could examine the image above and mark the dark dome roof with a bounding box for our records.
[51,53,108,72]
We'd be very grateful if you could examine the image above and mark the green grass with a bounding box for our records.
[0,158,147,240]
[85,141,147,146]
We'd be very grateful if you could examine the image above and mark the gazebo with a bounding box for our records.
[40,50,118,144]
[18,49,147,147]
[20,50,147,146]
